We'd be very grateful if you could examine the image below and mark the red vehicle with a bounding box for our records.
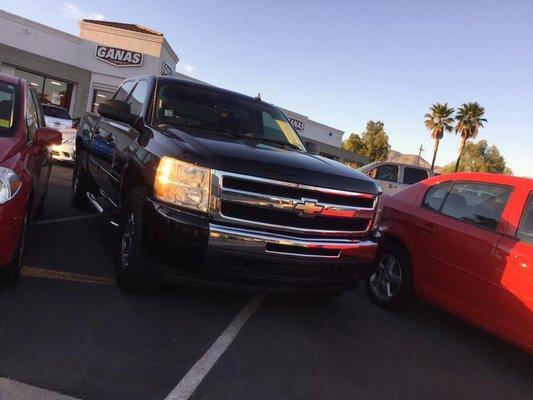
[366,172,533,353]
[0,73,61,284]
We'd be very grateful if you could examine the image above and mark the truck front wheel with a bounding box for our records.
[115,188,157,292]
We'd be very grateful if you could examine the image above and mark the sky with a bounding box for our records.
[1,0,531,176]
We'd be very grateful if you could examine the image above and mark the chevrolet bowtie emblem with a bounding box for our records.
[294,199,324,216]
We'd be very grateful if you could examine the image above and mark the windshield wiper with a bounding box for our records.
[243,136,302,150]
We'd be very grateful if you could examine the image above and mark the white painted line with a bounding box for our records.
[164,293,266,400]
[31,214,99,226]
[0,377,81,400]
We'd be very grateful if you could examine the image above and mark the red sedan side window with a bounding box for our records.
[517,193,533,244]
[422,181,452,211]
[441,182,513,231]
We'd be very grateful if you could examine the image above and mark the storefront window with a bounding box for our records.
[91,89,114,113]
[14,68,73,110]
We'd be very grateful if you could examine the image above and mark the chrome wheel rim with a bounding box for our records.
[72,167,80,197]
[369,253,402,300]
[121,213,135,269]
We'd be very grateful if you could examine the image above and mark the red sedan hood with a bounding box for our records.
[0,136,22,164]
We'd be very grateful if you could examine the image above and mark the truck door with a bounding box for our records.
[87,80,137,208]
[484,190,533,349]
[372,164,399,194]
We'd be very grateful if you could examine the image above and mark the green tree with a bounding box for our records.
[441,140,512,174]
[454,102,487,172]
[342,132,365,154]
[343,120,391,162]
[424,102,455,170]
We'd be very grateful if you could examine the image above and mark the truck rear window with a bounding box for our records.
[0,81,18,136]
[403,167,429,184]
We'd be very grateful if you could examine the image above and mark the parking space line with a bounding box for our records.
[21,266,115,286]
[31,214,100,226]
[0,377,81,399]
[163,293,266,400]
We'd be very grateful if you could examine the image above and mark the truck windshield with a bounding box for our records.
[0,81,19,137]
[154,83,306,151]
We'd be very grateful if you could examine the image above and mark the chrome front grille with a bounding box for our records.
[210,171,378,237]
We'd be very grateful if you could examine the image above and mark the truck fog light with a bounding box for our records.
[154,157,211,212]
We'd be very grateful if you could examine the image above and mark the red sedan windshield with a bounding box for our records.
[0,81,19,137]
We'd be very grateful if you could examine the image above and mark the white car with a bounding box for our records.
[42,104,73,130]
[359,162,435,194]
[51,128,76,162]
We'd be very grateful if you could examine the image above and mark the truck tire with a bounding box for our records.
[365,243,414,309]
[0,213,27,284]
[115,187,157,292]
[35,188,47,218]
[71,158,89,208]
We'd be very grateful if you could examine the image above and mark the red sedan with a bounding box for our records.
[0,73,61,284]
[366,172,533,353]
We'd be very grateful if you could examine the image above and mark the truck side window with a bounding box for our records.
[517,193,533,244]
[128,80,148,116]
[25,87,39,141]
[440,181,513,231]
[403,167,429,184]
[423,181,452,211]
[113,80,136,102]
[375,165,398,182]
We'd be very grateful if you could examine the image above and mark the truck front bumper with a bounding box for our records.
[145,200,380,293]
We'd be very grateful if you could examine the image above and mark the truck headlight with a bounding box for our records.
[0,167,22,205]
[154,157,211,213]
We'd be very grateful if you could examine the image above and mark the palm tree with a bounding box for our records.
[454,102,487,172]
[424,102,455,170]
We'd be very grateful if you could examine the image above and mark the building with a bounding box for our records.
[279,107,367,165]
[0,9,367,165]
[0,10,178,118]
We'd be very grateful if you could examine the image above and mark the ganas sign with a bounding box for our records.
[95,46,143,67]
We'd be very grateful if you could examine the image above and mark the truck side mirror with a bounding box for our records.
[97,99,137,126]
[305,141,319,155]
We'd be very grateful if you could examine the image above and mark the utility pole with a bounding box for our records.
[417,145,425,166]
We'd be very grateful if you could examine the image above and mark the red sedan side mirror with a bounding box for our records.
[34,127,62,146]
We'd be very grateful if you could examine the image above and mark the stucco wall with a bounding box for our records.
[0,43,92,118]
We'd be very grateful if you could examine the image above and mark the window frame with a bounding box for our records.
[0,80,21,137]
[24,85,40,143]
[112,79,136,102]
[14,68,73,111]
[127,79,149,117]
[374,164,399,183]
[421,179,514,233]
[403,166,429,185]
[516,191,533,244]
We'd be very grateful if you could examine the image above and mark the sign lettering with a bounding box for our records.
[95,45,143,67]
[288,117,305,131]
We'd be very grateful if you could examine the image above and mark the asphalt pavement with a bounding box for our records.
[0,163,531,400]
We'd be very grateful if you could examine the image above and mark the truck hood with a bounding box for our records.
[160,127,380,195]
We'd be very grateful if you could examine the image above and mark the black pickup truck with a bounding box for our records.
[72,75,381,294]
